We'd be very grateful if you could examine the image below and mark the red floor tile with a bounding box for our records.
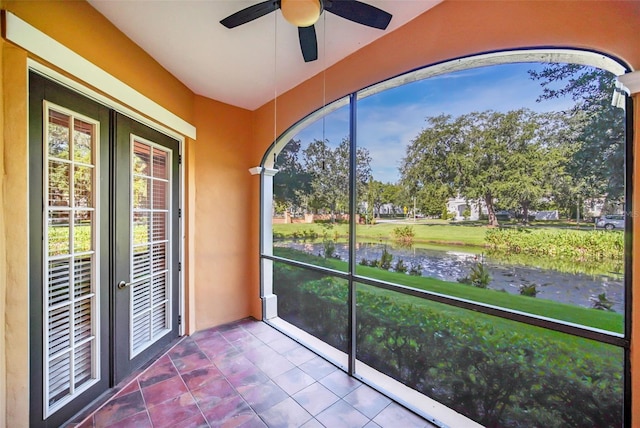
[147,392,201,428]
[107,410,152,428]
[201,394,253,426]
[171,350,212,375]
[76,318,434,428]
[181,365,224,390]
[141,375,189,407]
[93,390,147,426]
[138,355,179,389]
[190,377,238,409]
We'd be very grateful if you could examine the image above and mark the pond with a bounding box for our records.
[274,240,625,312]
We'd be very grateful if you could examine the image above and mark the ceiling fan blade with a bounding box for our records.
[220,0,279,29]
[325,0,392,30]
[298,26,318,62]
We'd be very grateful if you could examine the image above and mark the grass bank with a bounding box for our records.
[274,247,623,335]
[273,222,487,247]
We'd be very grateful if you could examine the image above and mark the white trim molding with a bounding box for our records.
[618,71,640,95]
[4,11,196,140]
[249,166,279,176]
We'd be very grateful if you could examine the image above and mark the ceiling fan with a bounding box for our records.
[220,0,392,62]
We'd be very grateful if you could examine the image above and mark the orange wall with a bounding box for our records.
[0,34,6,428]
[2,40,30,427]
[192,95,260,329]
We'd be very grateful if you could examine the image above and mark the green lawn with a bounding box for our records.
[274,247,623,335]
[273,222,488,247]
[273,218,608,249]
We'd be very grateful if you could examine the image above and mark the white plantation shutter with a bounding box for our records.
[43,104,99,416]
[130,138,172,356]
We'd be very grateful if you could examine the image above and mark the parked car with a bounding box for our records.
[596,214,625,230]
[495,210,512,221]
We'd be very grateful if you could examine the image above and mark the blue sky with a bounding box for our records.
[294,62,577,183]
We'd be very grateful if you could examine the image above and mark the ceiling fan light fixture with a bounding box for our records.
[281,0,322,27]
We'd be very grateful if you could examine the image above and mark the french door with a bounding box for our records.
[112,113,180,384]
[28,73,180,427]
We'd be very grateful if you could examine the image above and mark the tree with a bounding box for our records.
[400,110,552,226]
[536,111,587,219]
[498,111,574,222]
[366,179,384,219]
[273,139,311,213]
[529,64,626,213]
[415,184,451,217]
[399,114,462,218]
[302,138,372,220]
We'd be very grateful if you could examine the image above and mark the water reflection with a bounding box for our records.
[275,240,624,312]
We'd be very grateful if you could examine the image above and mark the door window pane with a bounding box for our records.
[133,212,151,245]
[73,166,93,207]
[49,161,70,206]
[48,211,70,256]
[73,256,92,298]
[48,110,70,160]
[152,150,168,179]
[73,119,93,164]
[133,176,151,209]
[48,259,71,306]
[73,212,92,253]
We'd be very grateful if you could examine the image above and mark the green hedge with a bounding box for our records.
[274,265,623,428]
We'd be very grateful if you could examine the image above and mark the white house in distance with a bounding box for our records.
[445,194,611,222]
[446,196,485,220]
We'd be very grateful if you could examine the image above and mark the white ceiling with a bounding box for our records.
[88,0,441,110]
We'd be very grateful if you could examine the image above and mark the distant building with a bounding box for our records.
[446,196,486,220]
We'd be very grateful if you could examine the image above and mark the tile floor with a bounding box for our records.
[71,318,436,428]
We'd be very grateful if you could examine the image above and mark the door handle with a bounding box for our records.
[117,280,131,289]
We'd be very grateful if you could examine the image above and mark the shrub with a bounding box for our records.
[273,267,623,428]
[379,247,393,270]
[392,226,415,245]
[469,262,491,288]
[409,264,422,276]
[485,228,623,262]
[323,239,336,258]
[591,293,615,311]
[302,229,318,240]
[394,259,407,273]
[441,206,454,220]
[519,283,538,297]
